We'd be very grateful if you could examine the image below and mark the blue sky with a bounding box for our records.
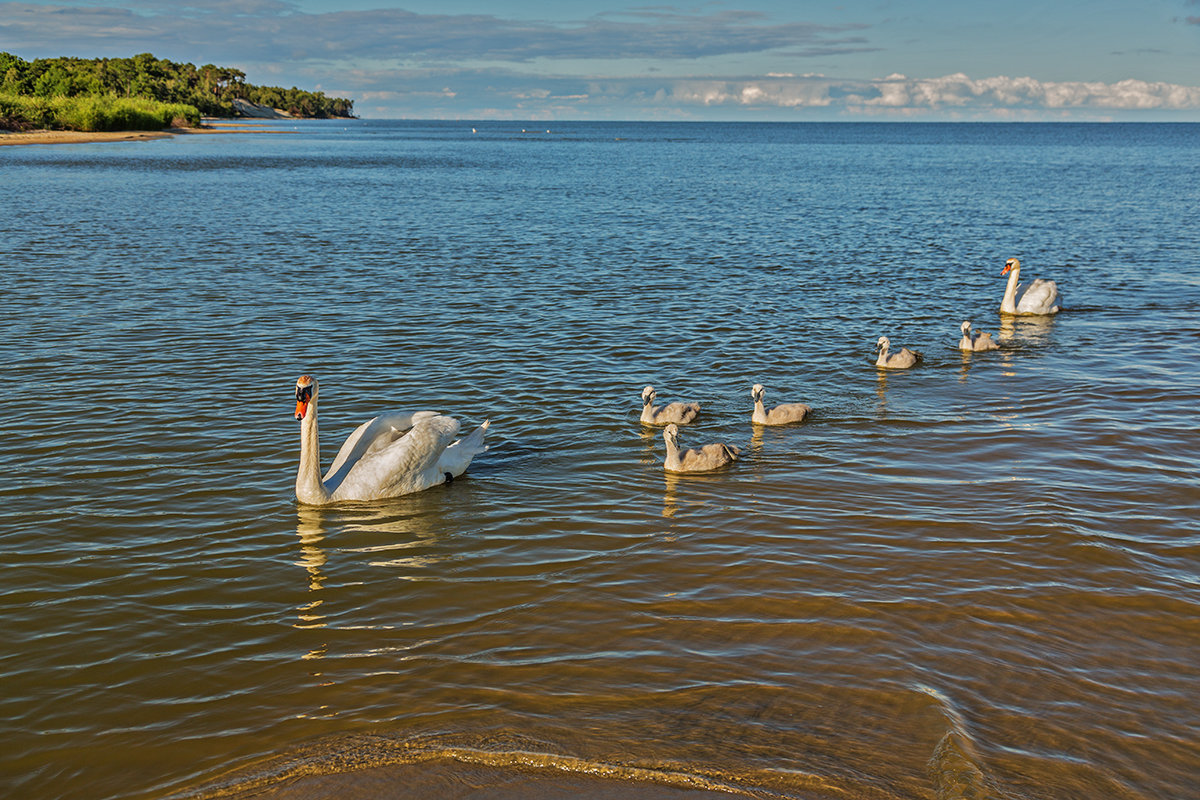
[3,0,1200,120]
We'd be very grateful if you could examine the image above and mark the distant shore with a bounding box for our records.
[0,119,288,147]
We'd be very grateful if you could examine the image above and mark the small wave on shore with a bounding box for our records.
[171,731,872,800]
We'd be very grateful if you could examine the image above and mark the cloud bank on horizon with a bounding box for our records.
[3,0,1200,120]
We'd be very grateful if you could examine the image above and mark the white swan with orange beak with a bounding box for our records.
[1000,258,1062,315]
[293,375,489,505]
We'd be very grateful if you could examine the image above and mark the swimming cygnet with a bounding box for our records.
[640,385,700,425]
[662,423,739,473]
[958,320,999,352]
[874,336,921,369]
[750,383,811,425]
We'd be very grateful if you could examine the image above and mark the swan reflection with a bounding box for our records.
[661,469,732,522]
[750,424,766,455]
[293,501,448,636]
[662,471,680,519]
[996,315,1055,377]
[997,313,1057,345]
[296,507,329,593]
[294,508,330,639]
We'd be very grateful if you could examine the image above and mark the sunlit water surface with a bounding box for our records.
[2,121,1198,800]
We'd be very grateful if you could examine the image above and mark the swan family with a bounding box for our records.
[639,384,806,473]
[292,257,1064,494]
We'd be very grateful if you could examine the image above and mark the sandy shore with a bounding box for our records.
[0,121,276,147]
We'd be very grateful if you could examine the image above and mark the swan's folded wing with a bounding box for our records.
[335,415,460,500]
[324,411,429,484]
[1018,279,1060,313]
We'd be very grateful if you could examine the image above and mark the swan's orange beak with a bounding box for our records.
[1001,262,1014,276]
[294,379,314,420]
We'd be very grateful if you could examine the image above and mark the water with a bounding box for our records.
[2,121,1198,800]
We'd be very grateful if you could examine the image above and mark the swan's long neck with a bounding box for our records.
[1001,265,1021,313]
[663,432,682,468]
[752,396,768,422]
[296,403,331,504]
[641,397,656,423]
[875,342,889,367]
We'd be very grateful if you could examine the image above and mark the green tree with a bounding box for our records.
[33,65,72,97]
[1,51,352,122]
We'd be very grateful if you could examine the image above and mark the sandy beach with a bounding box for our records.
[0,121,274,147]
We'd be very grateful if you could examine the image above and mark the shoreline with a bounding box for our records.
[0,120,290,147]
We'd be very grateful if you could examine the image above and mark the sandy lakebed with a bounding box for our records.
[0,120,279,146]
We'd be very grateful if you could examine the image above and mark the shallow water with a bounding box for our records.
[1,121,1198,800]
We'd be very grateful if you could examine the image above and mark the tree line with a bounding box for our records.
[0,52,354,119]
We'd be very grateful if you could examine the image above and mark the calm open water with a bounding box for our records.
[2,121,1198,800]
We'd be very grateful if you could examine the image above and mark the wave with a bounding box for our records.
[174,731,873,800]
[919,684,1007,800]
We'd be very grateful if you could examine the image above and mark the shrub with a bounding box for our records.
[0,92,200,131]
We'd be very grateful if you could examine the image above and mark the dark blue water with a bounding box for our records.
[1,121,1198,800]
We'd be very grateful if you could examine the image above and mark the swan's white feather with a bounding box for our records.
[437,420,490,478]
[331,414,460,501]
[1016,278,1061,314]
[323,411,430,485]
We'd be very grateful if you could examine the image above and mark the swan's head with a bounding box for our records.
[751,383,765,402]
[642,385,656,405]
[295,375,316,420]
[1002,258,1020,276]
[663,423,679,447]
[875,336,890,352]
[960,320,972,333]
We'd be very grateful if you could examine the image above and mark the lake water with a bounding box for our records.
[2,120,1198,800]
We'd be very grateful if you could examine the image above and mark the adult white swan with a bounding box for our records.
[1000,258,1062,315]
[292,375,489,505]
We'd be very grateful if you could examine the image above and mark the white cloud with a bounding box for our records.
[666,73,1200,114]
[292,65,1200,119]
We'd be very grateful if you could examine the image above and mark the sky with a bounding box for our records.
[3,0,1200,120]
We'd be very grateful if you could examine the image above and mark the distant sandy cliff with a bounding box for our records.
[232,98,294,119]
